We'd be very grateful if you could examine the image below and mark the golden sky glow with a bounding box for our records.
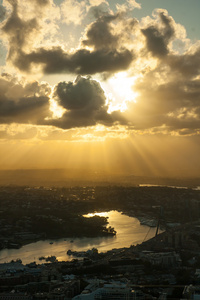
[103,72,139,113]
[0,0,199,177]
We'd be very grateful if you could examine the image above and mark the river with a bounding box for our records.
[0,211,160,264]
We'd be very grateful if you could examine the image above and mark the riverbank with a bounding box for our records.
[0,211,159,264]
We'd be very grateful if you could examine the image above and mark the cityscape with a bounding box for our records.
[0,0,200,299]
[0,182,200,299]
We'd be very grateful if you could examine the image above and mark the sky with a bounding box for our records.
[0,0,200,178]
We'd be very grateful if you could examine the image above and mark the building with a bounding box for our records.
[73,282,135,300]
[0,294,32,300]
[183,285,200,299]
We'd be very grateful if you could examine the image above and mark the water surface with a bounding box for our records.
[0,211,159,264]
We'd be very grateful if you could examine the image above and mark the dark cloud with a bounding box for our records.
[54,75,105,110]
[1,0,39,63]
[167,48,200,79]
[82,11,138,52]
[159,11,175,40]
[141,10,175,58]
[0,73,127,130]
[142,26,169,57]
[34,0,50,6]
[48,76,127,129]
[0,74,51,124]
[1,2,134,76]
[126,72,200,133]
[0,96,50,124]
[69,48,134,75]
[13,47,134,76]
[82,14,120,50]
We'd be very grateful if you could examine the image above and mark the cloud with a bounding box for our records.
[33,0,51,6]
[126,65,200,134]
[48,75,127,129]
[89,0,108,6]
[12,46,134,76]
[82,14,120,50]
[1,1,39,61]
[116,0,141,12]
[82,9,139,52]
[61,0,86,25]
[0,73,51,124]
[60,0,110,26]
[0,124,38,139]
[0,4,6,21]
[167,48,200,79]
[141,9,175,58]
[87,2,110,20]
[1,0,135,76]
[54,75,105,111]
[0,1,200,138]
[1,0,60,72]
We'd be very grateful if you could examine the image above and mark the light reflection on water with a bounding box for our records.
[84,212,109,217]
[0,210,159,264]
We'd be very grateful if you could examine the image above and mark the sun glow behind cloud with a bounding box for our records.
[49,98,66,119]
[102,72,139,113]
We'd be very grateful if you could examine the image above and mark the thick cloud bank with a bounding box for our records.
[49,76,127,129]
[1,1,134,76]
[0,74,51,125]
[0,0,199,137]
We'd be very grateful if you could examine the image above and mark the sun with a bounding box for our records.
[102,72,139,113]
[48,71,139,118]
[49,98,66,119]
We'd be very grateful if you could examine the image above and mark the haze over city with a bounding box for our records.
[0,0,200,179]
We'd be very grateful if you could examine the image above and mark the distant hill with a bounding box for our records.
[0,169,199,188]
